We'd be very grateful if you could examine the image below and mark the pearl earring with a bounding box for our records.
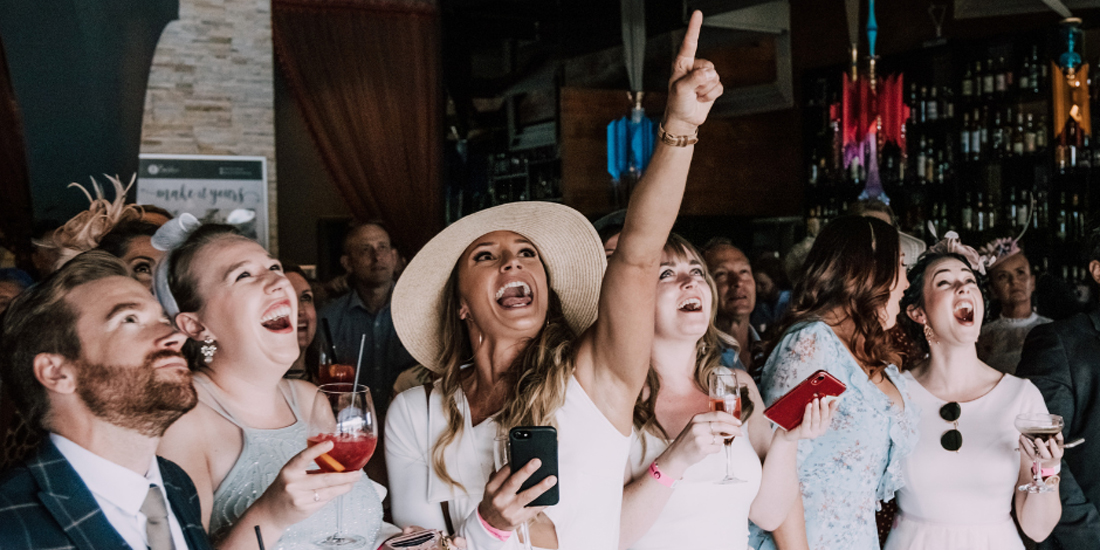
[201,336,217,364]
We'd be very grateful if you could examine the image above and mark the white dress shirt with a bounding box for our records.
[51,433,190,550]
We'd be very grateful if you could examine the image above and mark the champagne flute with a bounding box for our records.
[494,432,535,550]
[708,371,745,484]
[308,383,379,548]
[1015,413,1064,494]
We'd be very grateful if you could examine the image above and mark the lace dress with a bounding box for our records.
[748,321,919,550]
[194,375,395,549]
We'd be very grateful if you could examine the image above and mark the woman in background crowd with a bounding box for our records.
[154,218,399,549]
[885,235,1061,549]
[282,264,320,382]
[749,216,919,550]
[97,219,163,291]
[385,12,722,549]
[620,234,835,550]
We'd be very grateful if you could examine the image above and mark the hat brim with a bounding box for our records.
[392,202,607,371]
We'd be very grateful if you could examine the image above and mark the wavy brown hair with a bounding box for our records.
[632,234,739,451]
[431,258,576,490]
[762,216,902,379]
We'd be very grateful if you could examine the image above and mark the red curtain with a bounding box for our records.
[272,0,443,255]
[0,35,34,271]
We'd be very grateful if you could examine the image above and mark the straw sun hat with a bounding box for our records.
[392,201,607,371]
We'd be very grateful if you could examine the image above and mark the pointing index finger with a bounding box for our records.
[675,11,704,77]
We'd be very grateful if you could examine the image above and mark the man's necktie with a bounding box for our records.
[141,484,173,550]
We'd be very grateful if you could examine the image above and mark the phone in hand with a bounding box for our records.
[510,426,559,507]
[763,370,845,431]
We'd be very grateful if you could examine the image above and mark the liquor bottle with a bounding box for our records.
[1068,117,1081,170]
[808,149,821,186]
[961,112,972,158]
[928,87,939,121]
[1056,192,1068,241]
[991,110,1006,158]
[926,145,936,184]
[1020,53,1031,91]
[1036,114,1048,150]
[1030,46,1041,95]
[1008,188,1019,228]
[1012,110,1026,156]
[979,107,990,155]
[995,57,1008,95]
[1071,194,1082,240]
[1024,113,1037,153]
[962,192,974,231]
[1016,188,1030,229]
[970,109,982,161]
[983,58,996,97]
[943,87,955,119]
[919,86,929,124]
[977,193,987,231]
[916,136,928,182]
[962,63,975,98]
[1081,135,1092,170]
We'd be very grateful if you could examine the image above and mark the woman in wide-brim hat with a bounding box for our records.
[385,11,722,549]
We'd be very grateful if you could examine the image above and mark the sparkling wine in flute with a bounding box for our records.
[709,396,741,444]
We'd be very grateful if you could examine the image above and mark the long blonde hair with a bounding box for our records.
[431,262,577,490]
[633,234,739,447]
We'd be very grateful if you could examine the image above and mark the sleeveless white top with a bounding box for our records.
[626,427,762,550]
[386,373,631,549]
[194,375,395,549]
[884,371,1048,550]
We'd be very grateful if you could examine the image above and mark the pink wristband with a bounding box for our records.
[477,509,513,541]
[1032,462,1061,478]
[648,461,678,488]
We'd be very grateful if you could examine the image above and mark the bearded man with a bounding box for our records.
[0,250,211,550]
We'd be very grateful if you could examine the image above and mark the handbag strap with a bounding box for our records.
[423,383,457,535]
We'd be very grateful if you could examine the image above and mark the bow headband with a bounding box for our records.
[151,213,202,326]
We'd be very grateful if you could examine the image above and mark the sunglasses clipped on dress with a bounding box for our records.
[940,401,962,452]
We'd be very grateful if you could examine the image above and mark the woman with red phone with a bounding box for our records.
[619,234,836,550]
[748,216,921,550]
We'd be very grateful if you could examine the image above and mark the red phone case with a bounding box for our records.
[763,370,846,431]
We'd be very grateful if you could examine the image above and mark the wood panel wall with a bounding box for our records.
[560,87,800,218]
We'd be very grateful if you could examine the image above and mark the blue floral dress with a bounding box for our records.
[748,321,919,550]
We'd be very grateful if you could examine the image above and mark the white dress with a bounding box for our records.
[385,373,631,549]
[884,371,1049,550]
[625,428,762,550]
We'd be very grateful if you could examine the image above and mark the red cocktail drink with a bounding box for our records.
[308,433,378,472]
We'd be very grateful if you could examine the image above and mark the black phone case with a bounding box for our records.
[509,426,559,507]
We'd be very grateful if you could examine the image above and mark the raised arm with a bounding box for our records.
[574,10,723,434]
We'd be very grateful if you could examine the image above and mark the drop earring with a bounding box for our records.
[923,323,937,344]
[201,336,218,364]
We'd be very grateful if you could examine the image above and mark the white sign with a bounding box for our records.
[137,154,269,248]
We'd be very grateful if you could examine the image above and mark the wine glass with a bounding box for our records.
[708,371,745,484]
[493,431,534,550]
[1015,413,1064,494]
[308,383,379,548]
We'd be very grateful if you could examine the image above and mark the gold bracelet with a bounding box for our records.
[658,123,699,147]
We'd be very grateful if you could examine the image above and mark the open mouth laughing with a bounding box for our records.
[678,297,703,312]
[953,299,975,325]
[260,301,293,332]
[495,280,533,308]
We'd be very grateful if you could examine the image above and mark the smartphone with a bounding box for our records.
[763,370,845,431]
[509,426,559,507]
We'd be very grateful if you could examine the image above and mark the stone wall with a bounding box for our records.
[140,0,278,252]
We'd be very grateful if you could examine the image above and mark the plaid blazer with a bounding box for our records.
[0,440,212,550]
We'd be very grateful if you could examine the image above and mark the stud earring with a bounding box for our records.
[201,336,218,364]
[923,323,937,344]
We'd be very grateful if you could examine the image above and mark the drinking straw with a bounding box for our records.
[353,333,366,390]
[254,526,265,550]
[321,318,340,364]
